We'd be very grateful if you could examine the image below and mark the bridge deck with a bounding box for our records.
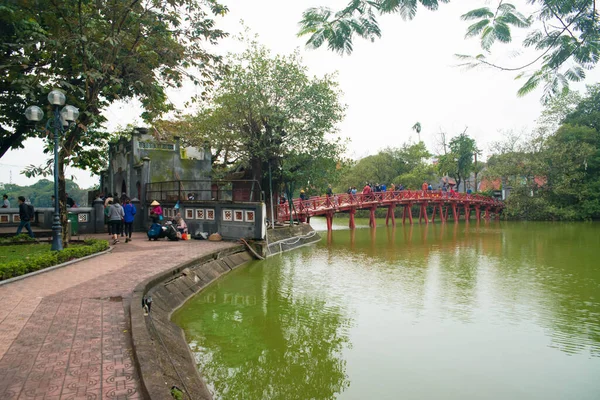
[277,190,503,230]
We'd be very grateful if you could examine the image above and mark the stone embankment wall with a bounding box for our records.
[130,245,252,400]
[130,224,321,399]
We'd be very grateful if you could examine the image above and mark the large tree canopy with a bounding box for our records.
[1,0,228,245]
[0,0,228,160]
[298,0,599,101]
[484,84,600,219]
[157,39,347,196]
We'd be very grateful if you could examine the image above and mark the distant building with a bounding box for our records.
[99,127,211,202]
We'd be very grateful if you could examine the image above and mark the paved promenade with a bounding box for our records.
[0,233,236,400]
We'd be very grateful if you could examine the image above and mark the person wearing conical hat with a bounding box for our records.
[150,200,163,223]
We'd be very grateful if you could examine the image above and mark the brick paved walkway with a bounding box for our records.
[0,233,236,400]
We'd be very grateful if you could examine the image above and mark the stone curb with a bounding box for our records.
[129,244,251,400]
[0,245,113,287]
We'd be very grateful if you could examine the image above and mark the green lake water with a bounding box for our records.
[173,220,600,400]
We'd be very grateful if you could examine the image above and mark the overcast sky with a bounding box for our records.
[2,0,599,189]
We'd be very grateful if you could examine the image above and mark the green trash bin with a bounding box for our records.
[67,213,79,235]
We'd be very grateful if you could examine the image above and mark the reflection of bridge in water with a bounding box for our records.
[277,190,504,231]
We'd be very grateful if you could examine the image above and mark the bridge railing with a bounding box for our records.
[277,190,503,220]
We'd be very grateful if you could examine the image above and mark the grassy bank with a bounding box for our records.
[0,238,109,281]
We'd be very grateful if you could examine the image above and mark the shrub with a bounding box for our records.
[0,234,37,244]
[0,239,109,281]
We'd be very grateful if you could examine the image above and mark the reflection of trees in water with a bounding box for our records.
[489,223,600,357]
[177,261,352,400]
[321,220,600,357]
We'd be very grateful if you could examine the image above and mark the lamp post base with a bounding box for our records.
[51,211,63,251]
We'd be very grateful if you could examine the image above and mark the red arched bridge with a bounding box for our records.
[277,190,504,231]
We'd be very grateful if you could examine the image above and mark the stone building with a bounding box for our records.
[99,127,211,203]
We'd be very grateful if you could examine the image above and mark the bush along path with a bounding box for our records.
[0,238,109,281]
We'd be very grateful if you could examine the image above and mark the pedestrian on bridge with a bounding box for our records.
[326,184,333,198]
[422,181,428,193]
[300,190,307,201]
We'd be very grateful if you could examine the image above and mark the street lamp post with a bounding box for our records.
[25,90,79,251]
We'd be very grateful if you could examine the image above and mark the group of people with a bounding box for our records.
[149,200,188,236]
[316,181,463,201]
[103,192,137,245]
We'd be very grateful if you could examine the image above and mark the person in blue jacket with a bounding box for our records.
[123,197,137,243]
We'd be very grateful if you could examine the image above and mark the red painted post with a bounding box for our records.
[402,205,407,224]
[452,203,458,222]
[385,206,391,226]
[431,204,437,223]
[475,206,481,222]
[485,207,491,221]
[408,203,413,224]
[370,207,377,228]
[326,211,333,232]
[464,204,470,222]
[349,208,356,229]
[390,204,396,226]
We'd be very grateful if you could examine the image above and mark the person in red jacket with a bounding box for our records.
[362,183,372,200]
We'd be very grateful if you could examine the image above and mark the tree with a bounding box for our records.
[159,39,346,203]
[336,141,432,190]
[298,1,599,101]
[2,0,228,245]
[437,132,477,192]
[412,122,422,142]
[485,86,600,220]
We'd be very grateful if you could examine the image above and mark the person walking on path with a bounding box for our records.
[16,196,34,238]
[2,194,9,208]
[123,198,136,243]
[107,199,124,244]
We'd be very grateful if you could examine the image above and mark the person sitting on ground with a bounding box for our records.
[2,194,9,208]
[174,213,188,234]
[150,200,163,223]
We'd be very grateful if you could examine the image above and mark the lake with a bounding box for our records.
[173,220,600,400]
